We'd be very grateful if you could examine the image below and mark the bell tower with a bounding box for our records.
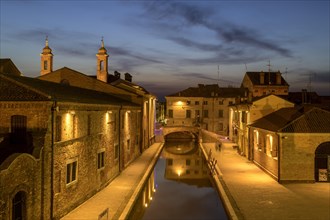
[40,36,53,75]
[96,37,109,82]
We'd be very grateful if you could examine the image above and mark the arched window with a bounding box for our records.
[12,191,26,220]
[44,60,48,70]
[315,142,330,182]
[100,60,104,71]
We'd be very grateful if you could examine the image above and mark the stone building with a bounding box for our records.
[165,84,247,136]
[38,38,156,150]
[248,106,330,182]
[241,71,289,97]
[228,94,294,159]
[0,73,141,219]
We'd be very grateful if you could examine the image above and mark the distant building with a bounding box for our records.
[228,94,294,159]
[241,71,289,97]
[165,84,247,136]
[248,106,330,182]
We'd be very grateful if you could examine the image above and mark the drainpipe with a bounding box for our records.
[118,105,122,172]
[277,133,281,182]
[50,101,57,219]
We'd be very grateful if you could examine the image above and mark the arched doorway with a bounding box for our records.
[315,142,330,182]
[12,191,26,220]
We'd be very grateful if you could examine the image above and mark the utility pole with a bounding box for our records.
[266,60,271,85]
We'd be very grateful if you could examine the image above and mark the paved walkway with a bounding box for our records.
[201,140,330,220]
[61,142,163,220]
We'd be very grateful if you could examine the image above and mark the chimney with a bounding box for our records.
[260,71,264,84]
[124,72,132,82]
[114,71,121,79]
[276,71,281,85]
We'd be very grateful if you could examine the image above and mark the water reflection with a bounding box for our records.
[129,140,228,220]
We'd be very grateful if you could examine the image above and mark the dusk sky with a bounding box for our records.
[1,0,329,99]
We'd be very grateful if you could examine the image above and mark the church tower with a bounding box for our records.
[40,36,53,75]
[96,38,109,82]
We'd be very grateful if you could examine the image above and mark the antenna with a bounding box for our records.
[266,60,272,84]
[244,63,248,72]
[217,65,220,86]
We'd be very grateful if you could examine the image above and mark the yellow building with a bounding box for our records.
[165,84,247,136]
[229,94,294,159]
[249,107,330,182]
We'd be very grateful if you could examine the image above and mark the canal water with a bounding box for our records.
[128,139,228,220]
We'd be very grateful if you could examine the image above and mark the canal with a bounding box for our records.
[128,137,228,220]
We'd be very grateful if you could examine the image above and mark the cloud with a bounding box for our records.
[172,72,238,84]
[142,2,293,58]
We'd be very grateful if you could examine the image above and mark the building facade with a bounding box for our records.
[165,84,247,136]
[38,39,156,151]
[248,107,330,182]
[241,71,289,97]
[228,94,294,159]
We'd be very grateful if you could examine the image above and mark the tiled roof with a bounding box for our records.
[166,84,247,98]
[0,73,138,106]
[249,106,330,133]
[0,58,22,76]
[245,71,289,86]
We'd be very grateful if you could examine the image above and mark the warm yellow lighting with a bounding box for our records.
[150,197,153,200]
[144,203,148,207]
[126,110,131,114]
[153,189,156,192]
[107,111,112,114]
[69,110,75,115]
[269,135,273,151]
[177,169,182,177]
[177,101,183,106]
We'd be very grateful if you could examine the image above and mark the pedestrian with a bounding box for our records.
[218,142,222,152]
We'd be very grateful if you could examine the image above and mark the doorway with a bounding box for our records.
[315,142,330,182]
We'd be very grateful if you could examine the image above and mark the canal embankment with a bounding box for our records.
[61,142,164,220]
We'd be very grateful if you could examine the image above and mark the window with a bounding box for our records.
[11,115,27,144]
[203,101,208,105]
[195,110,200,117]
[66,160,77,184]
[195,159,200,166]
[114,144,119,159]
[100,60,104,71]
[186,101,191,105]
[219,100,224,105]
[12,191,26,220]
[97,152,105,169]
[55,116,62,142]
[203,110,208,118]
[168,109,173,118]
[44,60,48,70]
[167,159,173,166]
[114,113,117,132]
[127,139,130,151]
[218,110,223,118]
[87,114,91,135]
[186,110,191,118]
[218,123,223,131]
[186,159,191,166]
[242,111,247,123]
[195,101,199,105]
[229,101,233,105]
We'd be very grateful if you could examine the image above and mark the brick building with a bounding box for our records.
[0,38,155,219]
[38,38,156,150]
[241,71,289,97]
[165,84,247,136]
[0,73,141,219]
[248,106,330,182]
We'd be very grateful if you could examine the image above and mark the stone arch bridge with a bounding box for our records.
[162,126,200,140]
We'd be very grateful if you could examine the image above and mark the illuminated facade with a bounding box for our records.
[165,84,247,136]
[228,94,294,159]
[38,38,156,150]
[0,73,141,219]
[248,107,330,182]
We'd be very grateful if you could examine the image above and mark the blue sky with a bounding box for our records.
[1,0,329,99]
